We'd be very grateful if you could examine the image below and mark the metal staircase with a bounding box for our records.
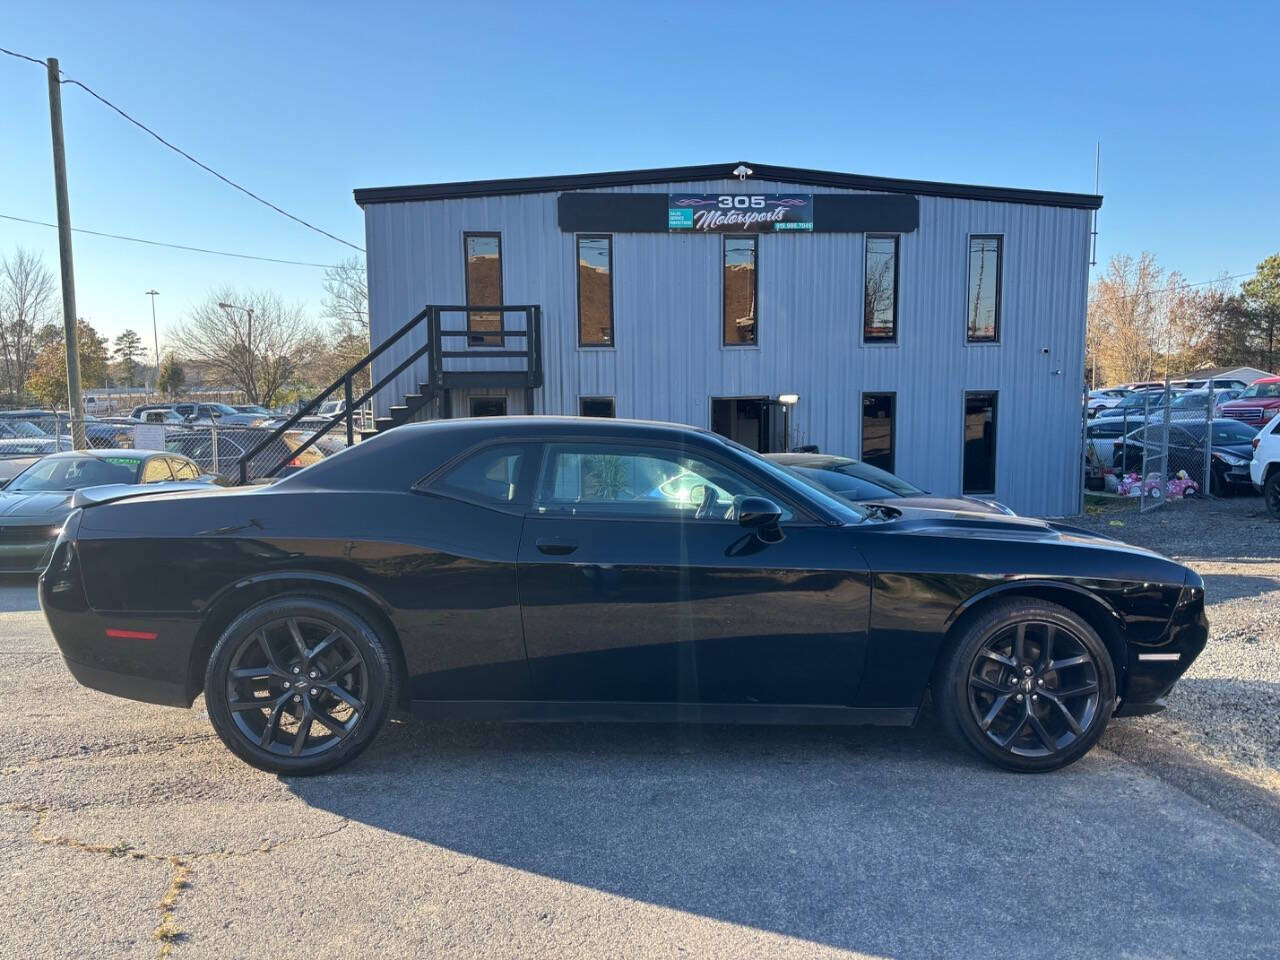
[236,304,543,484]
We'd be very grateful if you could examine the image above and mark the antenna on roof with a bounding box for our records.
[1089,142,1100,267]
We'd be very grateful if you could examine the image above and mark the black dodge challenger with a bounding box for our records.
[40,417,1207,775]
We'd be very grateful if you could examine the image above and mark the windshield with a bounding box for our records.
[205,403,240,416]
[786,465,900,501]
[5,420,49,438]
[827,459,925,497]
[718,438,868,523]
[7,455,142,491]
[318,400,342,415]
[1212,422,1259,444]
[1241,383,1280,398]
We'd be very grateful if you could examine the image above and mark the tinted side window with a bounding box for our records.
[427,443,530,506]
[141,458,174,483]
[170,458,200,480]
[535,442,791,521]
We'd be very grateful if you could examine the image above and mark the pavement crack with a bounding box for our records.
[5,802,193,958]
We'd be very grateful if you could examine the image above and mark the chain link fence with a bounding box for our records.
[1085,383,1230,508]
[0,410,353,484]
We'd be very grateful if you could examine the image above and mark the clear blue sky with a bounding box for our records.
[2,0,1276,351]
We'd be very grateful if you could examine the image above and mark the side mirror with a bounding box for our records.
[737,496,783,538]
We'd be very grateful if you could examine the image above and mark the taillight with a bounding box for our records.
[287,457,303,468]
[1254,437,1261,450]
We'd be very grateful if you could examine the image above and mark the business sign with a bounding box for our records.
[668,194,814,233]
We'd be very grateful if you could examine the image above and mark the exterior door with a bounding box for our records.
[516,440,871,705]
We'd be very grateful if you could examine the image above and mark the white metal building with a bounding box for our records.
[354,161,1101,516]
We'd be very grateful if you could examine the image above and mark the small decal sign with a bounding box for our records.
[668,194,814,233]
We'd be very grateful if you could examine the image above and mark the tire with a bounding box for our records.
[932,599,1116,773]
[204,596,399,775]
[1265,471,1280,521]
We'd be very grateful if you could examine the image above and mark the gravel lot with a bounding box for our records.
[2,497,1280,959]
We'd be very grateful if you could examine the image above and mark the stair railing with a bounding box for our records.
[236,304,542,484]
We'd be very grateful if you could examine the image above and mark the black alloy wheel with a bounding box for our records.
[1266,472,1280,521]
[933,599,1116,772]
[205,597,398,775]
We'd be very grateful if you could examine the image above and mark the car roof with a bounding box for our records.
[765,453,853,468]
[41,447,153,460]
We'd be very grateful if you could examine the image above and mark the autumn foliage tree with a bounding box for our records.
[25,319,110,408]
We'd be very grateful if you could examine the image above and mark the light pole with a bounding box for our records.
[145,289,159,397]
[218,302,255,402]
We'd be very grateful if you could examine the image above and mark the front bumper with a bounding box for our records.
[0,534,56,573]
[1114,577,1208,716]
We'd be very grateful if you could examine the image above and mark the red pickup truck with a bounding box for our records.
[1219,376,1280,429]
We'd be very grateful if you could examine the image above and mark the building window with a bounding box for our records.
[577,235,613,346]
[469,396,508,417]
[861,393,896,472]
[863,236,899,342]
[967,235,1002,342]
[723,235,758,345]
[464,232,503,346]
[579,396,616,418]
[963,391,998,494]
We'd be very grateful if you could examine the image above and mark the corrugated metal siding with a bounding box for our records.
[364,178,1090,516]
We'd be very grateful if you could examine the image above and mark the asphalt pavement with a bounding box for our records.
[3,502,1280,959]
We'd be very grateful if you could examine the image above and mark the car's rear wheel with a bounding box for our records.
[1265,471,1280,520]
[933,599,1115,772]
[204,597,398,775]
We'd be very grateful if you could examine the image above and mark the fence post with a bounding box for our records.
[344,376,355,445]
[211,421,220,475]
[1204,389,1214,497]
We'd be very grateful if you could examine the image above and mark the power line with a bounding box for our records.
[0,213,341,268]
[1088,270,1257,308]
[1,46,364,253]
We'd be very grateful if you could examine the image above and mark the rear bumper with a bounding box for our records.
[40,541,201,708]
[1115,580,1208,716]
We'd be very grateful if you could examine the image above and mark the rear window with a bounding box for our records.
[425,443,531,505]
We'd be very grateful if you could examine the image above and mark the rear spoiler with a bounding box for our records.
[70,480,224,510]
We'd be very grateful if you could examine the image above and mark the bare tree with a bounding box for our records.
[321,256,368,330]
[172,289,316,406]
[0,247,60,402]
[1087,252,1184,384]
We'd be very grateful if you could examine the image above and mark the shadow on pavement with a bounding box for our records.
[0,574,41,612]
[286,716,1280,958]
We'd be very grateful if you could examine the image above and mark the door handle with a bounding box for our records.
[535,538,578,556]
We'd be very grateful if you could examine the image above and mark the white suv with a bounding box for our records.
[1250,417,1280,518]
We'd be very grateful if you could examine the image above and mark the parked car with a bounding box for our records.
[1084,388,1131,418]
[1166,389,1243,420]
[765,453,1015,515]
[1250,416,1280,519]
[1171,377,1249,391]
[1218,376,1280,429]
[233,404,273,417]
[1112,419,1259,495]
[164,426,332,480]
[0,409,131,448]
[41,417,1207,775]
[1085,419,1130,467]
[0,448,210,573]
[129,402,266,427]
[132,406,187,425]
[1093,388,1181,421]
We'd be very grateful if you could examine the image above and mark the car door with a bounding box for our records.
[516,439,871,706]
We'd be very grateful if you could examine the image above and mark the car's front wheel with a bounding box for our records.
[204,597,399,775]
[932,599,1116,772]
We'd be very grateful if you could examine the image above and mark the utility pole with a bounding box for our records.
[146,289,160,397]
[47,56,86,449]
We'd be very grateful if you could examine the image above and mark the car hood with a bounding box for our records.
[0,490,74,520]
[857,501,1171,558]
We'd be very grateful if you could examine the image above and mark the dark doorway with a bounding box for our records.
[861,393,896,473]
[469,396,508,417]
[962,391,998,493]
[711,397,788,453]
